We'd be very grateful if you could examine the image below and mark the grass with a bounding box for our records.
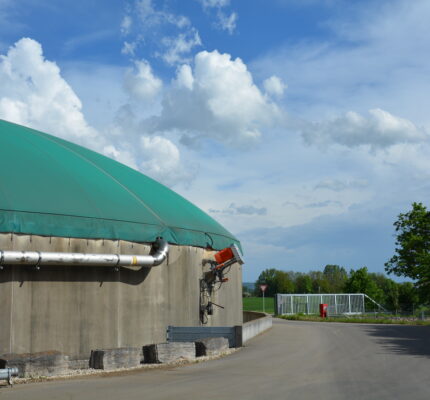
[279,314,430,326]
[243,296,274,314]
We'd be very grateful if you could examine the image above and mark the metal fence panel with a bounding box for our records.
[276,293,366,316]
[167,326,241,347]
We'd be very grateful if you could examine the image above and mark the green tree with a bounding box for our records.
[398,282,420,313]
[255,268,294,297]
[323,264,348,293]
[295,274,312,293]
[345,267,384,304]
[385,202,430,301]
[309,271,330,293]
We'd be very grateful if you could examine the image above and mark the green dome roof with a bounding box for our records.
[0,119,240,250]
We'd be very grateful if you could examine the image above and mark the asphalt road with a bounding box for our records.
[2,319,430,400]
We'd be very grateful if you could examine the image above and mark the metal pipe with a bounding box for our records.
[0,237,168,268]
[0,367,19,384]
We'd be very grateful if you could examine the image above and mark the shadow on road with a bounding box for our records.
[363,324,430,358]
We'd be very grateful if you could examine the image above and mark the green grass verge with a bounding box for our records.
[279,314,430,326]
[242,297,274,314]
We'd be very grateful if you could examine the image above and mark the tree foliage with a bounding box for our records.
[398,282,420,312]
[323,265,348,293]
[255,268,294,297]
[385,202,430,299]
[345,267,383,302]
[295,274,313,294]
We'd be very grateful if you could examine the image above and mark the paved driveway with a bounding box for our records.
[2,319,430,399]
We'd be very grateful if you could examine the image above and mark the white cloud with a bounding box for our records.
[209,203,267,216]
[303,200,342,208]
[174,64,194,90]
[103,144,139,170]
[147,50,280,147]
[199,0,237,34]
[123,0,199,65]
[263,75,287,97]
[63,30,114,54]
[136,0,190,29]
[217,11,237,34]
[140,135,194,186]
[200,0,230,8]
[121,15,132,35]
[0,37,194,188]
[0,37,101,147]
[160,29,202,65]
[121,41,137,56]
[252,1,430,129]
[302,108,428,149]
[314,178,368,192]
[123,59,162,101]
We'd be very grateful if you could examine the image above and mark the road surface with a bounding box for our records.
[1,319,430,399]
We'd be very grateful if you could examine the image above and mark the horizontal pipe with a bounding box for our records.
[0,367,19,382]
[0,237,168,268]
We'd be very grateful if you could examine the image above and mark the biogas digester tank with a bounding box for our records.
[0,119,243,357]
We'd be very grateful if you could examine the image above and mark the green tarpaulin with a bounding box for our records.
[0,120,240,251]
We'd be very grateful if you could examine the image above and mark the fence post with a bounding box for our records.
[334,295,338,315]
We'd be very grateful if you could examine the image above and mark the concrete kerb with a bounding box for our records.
[0,348,240,387]
[0,337,240,384]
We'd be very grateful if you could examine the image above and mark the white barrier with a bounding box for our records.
[243,311,272,344]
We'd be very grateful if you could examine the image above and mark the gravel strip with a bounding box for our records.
[1,348,240,386]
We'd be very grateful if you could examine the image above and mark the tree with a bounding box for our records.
[385,202,430,301]
[345,267,383,303]
[308,271,330,293]
[377,276,399,311]
[398,282,420,313]
[295,274,312,294]
[255,268,294,297]
[323,265,348,293]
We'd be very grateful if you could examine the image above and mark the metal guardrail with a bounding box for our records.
[167,325,242,347]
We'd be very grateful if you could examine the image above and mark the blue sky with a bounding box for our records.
[1,0,429,281]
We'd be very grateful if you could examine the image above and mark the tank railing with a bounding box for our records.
[0,237,168,269]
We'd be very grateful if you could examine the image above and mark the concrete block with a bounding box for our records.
[0,351,68,377]
[195,337,229,357]
[143,342,195,364]
[89,347,142,370]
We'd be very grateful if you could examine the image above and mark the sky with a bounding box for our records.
[1,0,429,282]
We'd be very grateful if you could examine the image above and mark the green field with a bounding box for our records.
[243,296,274,314]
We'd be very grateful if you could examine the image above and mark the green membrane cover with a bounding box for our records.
[0,120,241,251]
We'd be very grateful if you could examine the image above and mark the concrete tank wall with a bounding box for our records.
[0,234,243,358]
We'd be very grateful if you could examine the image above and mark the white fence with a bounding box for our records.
[276,293,366,316]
